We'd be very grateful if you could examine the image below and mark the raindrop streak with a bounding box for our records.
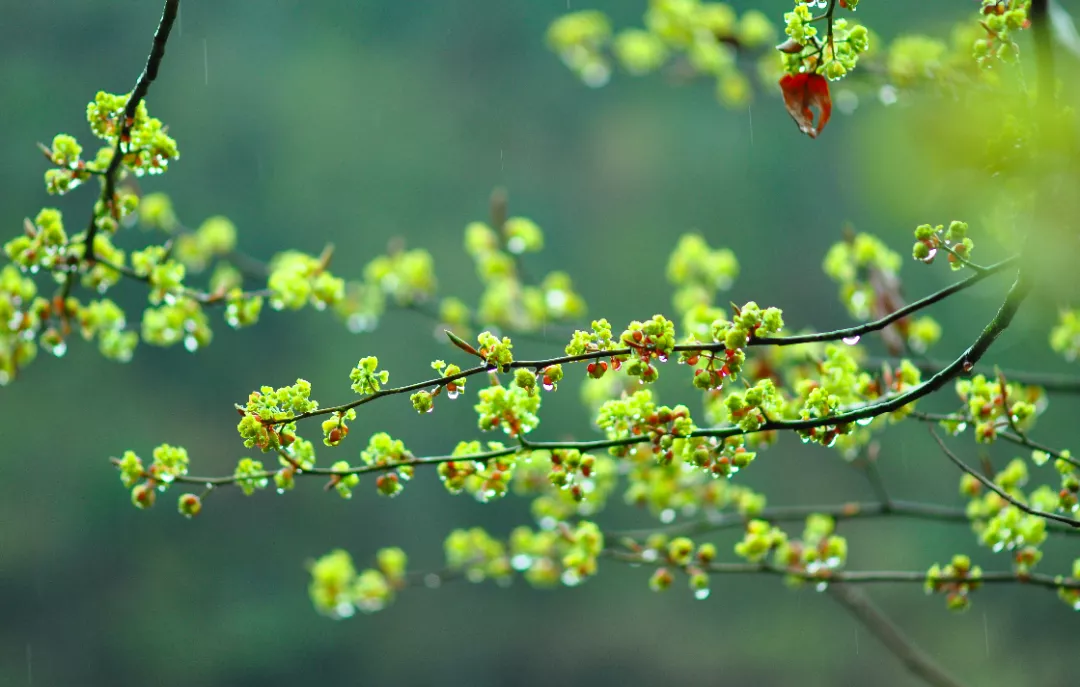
[203,38,209,85]
[983,612,990,656]
[842,335,860,345]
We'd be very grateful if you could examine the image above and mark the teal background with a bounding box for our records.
[1,2,1077,686]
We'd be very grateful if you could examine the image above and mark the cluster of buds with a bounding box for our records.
[773,514,848,588]
[912,221,975,271]
[620,315,677,383]
[925,554,983,612]
[955,373,1042,443]
[682,436,756,479]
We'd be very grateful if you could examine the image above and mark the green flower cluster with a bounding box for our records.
[321,409,356,447]
[308,547,407,618]
[735,519,787,564]
[1057,559,1080,611]
[510,521,604,587]
[141,297,211,351]
[912,221,975,271]
[267,251,345,312]
[597,388,658,453]
[681,435,756,479]
[173,215,237,272]
[477,331,513,371]
[475,383,541,436]
[548,2,775,107]
[445,527,513,583]
[620,314,676,383]
[360,432,414,498]
[234,457,269,496]
[773,514,848,587]
[117,444,190,510]
[79,299,138,362]
[363,247,437,307]
[954,374,1043,443]
[780,4,870,81]
[1050,310,1080,362]
[513,449,618,522]
[925,554,983,612]
[236,379,318,451]
[724,379,783,433]
[4,209,71,274]
[437,441,514,502]
[274,435,317,492]
[464,217,587,332]
[962,458,1052,573]
[0,266,45,382]
[86,91,179,176]
[689,302,783,390]
[637,534,716,598]
[823,233,901,320]
[973,0,1029,66]
[350,356,389,395]
[624,434,767,518]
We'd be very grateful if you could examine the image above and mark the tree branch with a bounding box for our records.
[826,584,969,687]
[929,429,1080,528]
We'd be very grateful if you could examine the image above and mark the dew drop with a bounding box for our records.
[511,554,532,571]
[694,588,711,600]
[276,488,286,495]
[447,389,459,400]
[842,335,860,345]
[425,573,442,588]
[856,417,874,427]
[561,569,582,587]
[641,549,658,563]
[46,340,67,358]
[815,581,829,592]
[183,335,199,353]
[507,236,526,254]
[660,508,676,524]
[542,382,554,391]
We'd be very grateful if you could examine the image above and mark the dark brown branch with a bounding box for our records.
[827,584,969,687]
[63,0,180,300]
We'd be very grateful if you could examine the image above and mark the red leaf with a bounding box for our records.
[779,72,832,139]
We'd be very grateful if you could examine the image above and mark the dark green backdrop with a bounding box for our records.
[2,2,1076,686]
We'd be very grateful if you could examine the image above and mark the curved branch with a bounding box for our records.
[272,258,1020,427]
[930,429,1080,529]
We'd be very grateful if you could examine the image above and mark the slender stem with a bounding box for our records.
[865,358,1080,395]
[609,499,1080,540]
[827,584,969,687]
[272,258,1019,427]
[930,429,1080,528]
[996,428,1080,470]
[604,549,1080,590]
[751,257,1015,346]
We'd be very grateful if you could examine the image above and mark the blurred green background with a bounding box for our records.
[2,1,1078,685]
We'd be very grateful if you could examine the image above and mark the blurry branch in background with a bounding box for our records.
[826,584,968,687]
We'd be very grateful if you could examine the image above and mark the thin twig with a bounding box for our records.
[929,429,1080,528]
